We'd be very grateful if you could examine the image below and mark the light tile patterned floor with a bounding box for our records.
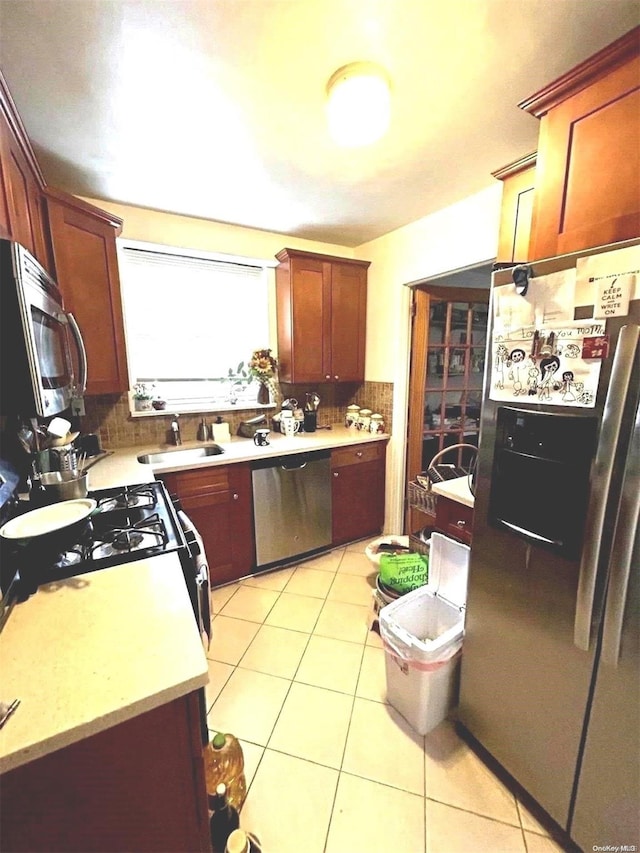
[206,540,569,853]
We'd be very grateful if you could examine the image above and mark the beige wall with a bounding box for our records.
[83,198,354,260]
[86,187,502,534]
[354,184,502,531]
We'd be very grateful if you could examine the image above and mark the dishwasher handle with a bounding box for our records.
[281,460,307,471]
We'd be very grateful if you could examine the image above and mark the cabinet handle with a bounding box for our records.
[333,472,339,478]
[356,451,363,458]
[233,493,239,500]
[325,374,331,380]
[334,375,339,380]
[455,520,466,528]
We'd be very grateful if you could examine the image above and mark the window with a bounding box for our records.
[119,240,274,412]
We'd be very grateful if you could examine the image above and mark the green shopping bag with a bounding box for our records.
[379,551,428,594]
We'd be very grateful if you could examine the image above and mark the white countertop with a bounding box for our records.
[0,553,208,774]
[87,424,389,490]
[0,426,387,774]
[431,475,475,508]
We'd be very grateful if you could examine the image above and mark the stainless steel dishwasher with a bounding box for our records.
[251,450,332,568]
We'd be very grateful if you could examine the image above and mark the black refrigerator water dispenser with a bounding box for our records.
[488,407,597,558]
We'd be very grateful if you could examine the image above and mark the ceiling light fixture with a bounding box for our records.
[326,62,391,148]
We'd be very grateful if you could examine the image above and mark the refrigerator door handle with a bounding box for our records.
[574,324,640,651]
[600,397,640,666]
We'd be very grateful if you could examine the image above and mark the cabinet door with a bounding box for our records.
[0,693,210,853]
[330,260,367,381]
[522,33,640,259]
[332,446,385,546]
[179,489,239,586]
[162,464,254,586]
[227,463,255,580]
[493,153,536,263]
[276,254,328,384]
[0,109,10,240]
[0,105,48,267]
[46,191,129,395]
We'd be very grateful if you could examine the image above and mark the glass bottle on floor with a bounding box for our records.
[209,783,240,853]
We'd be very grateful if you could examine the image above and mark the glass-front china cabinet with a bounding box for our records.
[406,285,489,533]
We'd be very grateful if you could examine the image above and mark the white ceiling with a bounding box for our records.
[1,1,638,247]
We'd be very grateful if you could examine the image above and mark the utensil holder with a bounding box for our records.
[303,411,317,432]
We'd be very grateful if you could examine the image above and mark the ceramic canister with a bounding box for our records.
[357,408,372,431]
[369,413,384,434]
[345,404,360,429]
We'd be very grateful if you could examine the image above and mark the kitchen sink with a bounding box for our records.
[137,445,224,465]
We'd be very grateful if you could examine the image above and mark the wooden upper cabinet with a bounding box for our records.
[275,248,369,384]
[493,153,536,263]
[0,73,49,269]
[520,27,640,260]
[45,187,129,395]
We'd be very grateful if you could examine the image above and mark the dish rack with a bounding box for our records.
[408,443,478,519]
[408,479,438,517]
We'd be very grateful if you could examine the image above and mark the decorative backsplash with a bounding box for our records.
[80,381,394,449]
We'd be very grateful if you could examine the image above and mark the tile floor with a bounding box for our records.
[205,540,569,853]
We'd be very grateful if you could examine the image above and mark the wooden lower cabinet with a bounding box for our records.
[331,442,386,545]
[0,692,211,853]
[434,496,473,545]
[160,463,254,586]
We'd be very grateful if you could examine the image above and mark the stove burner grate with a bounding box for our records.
[111,529,144,551]
[90,512,168,560]
[97,484,158,513]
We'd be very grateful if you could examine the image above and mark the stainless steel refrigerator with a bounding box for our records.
[457,240,640,851]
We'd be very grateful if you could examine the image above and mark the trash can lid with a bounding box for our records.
[427,532,471,610]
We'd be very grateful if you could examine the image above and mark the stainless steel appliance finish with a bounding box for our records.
[0,240,87,417]
[252,450,331,567]
[457,241,640,849]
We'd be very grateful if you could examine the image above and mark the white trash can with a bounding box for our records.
[379,532,470,735]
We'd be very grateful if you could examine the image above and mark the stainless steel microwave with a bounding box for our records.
[0,240,87,417]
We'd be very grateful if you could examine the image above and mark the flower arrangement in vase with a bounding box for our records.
[132,382,156,411]
[248,348,278,405]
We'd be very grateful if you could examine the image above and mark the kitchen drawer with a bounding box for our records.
[161,465,230,499]
[331,442,383,469]
[435,496,474,545]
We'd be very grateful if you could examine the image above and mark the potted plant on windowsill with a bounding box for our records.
[132,382,156,411]
[226,362,250,405]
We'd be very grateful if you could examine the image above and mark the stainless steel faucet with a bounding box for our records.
[170,414,182,445]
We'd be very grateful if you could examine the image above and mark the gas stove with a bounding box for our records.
[0,481,191,608]
[30,483,184,587]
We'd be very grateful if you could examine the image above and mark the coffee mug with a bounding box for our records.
[281,417,300,437]
[253,429,270,446]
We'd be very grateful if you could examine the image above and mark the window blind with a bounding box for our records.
[119,244,270,401]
